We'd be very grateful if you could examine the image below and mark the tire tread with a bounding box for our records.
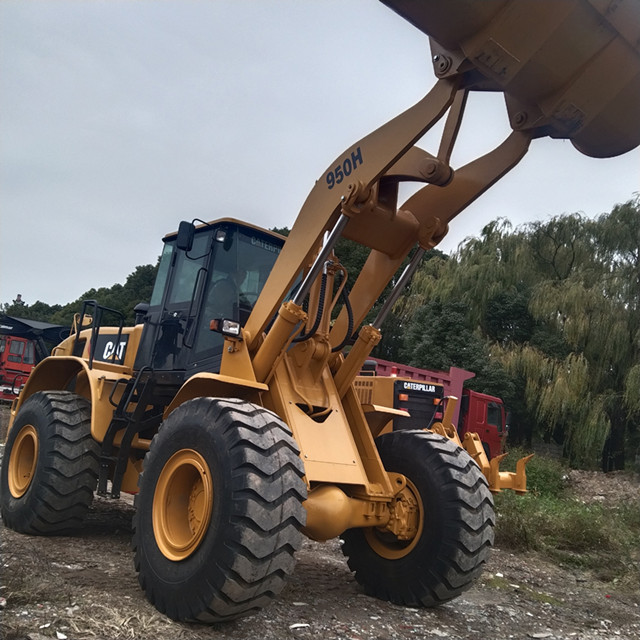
[133,397,307,622]
[341,430,494,607]
[1,391,99,535]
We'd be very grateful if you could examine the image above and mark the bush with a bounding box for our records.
[493,455,640,585]
[502,448,568,498]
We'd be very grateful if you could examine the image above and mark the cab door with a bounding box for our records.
[134,230,212,372]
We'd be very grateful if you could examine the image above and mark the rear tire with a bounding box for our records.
[0,391,99,534]
[341,430,494,607]
[133,397,307,622]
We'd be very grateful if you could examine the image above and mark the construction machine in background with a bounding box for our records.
[2,0,639,623]
[0,316,69,401]
[0,335,36,401]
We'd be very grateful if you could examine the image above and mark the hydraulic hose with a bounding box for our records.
[293,272,328,343]
[331,285,354,353]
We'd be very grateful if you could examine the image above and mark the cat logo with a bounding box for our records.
[103,340,127,362]
[93,334,129,365]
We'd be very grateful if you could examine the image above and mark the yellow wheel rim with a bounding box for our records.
[365,477,424,560]
[8,424,39,498]
[153,449,213,561]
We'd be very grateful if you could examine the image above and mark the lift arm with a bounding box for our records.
[241,0,640,385]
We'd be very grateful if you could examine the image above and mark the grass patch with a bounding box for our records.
[502,447,568,498]
[494,453,640,586]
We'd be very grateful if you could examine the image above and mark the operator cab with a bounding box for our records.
[134,218,285,376]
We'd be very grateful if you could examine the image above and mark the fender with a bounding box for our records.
[8,356,133,445]
[164,372,269,418]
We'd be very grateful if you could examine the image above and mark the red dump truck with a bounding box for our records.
[360,357,508,459]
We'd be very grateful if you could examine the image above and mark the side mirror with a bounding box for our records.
[177,221,195,252]
[133,302,150,324]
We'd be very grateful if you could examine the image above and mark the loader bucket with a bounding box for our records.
[382,0,640,158]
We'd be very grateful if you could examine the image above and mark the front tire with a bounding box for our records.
[0,391,99,534]
[133,397,307,622]
[341,430,494,607]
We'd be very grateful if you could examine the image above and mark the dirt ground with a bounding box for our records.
[1,404,639,640]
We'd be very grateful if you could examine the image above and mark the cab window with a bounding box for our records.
[167,233,210,305]
[8,340,24,363]
[150,243,174,307]
[24,341,35,365]
[487,401,503,433]
[190,226,283,368]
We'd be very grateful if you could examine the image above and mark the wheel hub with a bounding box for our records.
[365,477,424,560]
[153,449,213,561]
[386,485,420,540]
[8,424,39,498]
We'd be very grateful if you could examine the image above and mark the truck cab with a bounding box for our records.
[459,390,507,459]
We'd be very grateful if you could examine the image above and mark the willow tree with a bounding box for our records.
[389,218,536,443]
[396,198,640,468]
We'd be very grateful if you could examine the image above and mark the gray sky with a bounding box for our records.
[1,1,638,307]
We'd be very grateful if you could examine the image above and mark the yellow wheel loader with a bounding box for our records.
[2,0,639,623]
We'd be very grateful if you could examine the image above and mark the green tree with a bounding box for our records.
[400,299,515,408]
[371,248,449,362]
[1,299,61,322]
[49,264,158,326]
[401,301,485,371]
[2,264,158,327]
